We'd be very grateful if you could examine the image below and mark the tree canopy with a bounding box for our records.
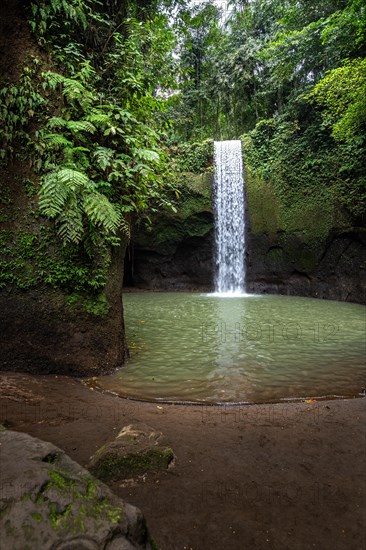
[166,0,365,221]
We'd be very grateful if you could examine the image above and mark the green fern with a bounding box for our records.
[39,171,72,217]
[85,113,112,128]
[57,195,84,244]
[93,147,114,170]
[116,209,131,238]
[39,168,129,244]
[63,146,91,169]
[44,133,72,148]
[66,120,96,134]
[47,117,68,129]
[39,168,90,217]
[62,77,95,108]
[83,191,121,233]
[134,148,160,163]
[44,72,95,109]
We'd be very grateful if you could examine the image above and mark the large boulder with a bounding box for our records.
[0,429,153,549]
[89,423,175,482]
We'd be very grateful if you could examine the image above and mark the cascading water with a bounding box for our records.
[213,140,246,294]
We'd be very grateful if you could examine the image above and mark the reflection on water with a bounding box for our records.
[96,293,366,403]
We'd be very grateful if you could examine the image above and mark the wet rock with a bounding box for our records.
[246,229,366,303]
[0,429,152,549]
[89,423,175,482]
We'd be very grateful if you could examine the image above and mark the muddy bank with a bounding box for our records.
[0,372,365,550]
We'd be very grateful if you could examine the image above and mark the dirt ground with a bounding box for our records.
[0,371,365,550]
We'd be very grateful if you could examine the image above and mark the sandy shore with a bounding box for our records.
[0,371,365,550]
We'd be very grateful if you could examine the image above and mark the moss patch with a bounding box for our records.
[245,172,279,237]
[134,169,213,253]
[245,170,349,245]
[35,469,124,534]
[90,447,175,482]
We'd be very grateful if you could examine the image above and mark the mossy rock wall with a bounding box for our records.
[126,172,214,290]
[0,168,128,376]
[126,154,366,303]
[245,172,366,303]
[0,2,128,375]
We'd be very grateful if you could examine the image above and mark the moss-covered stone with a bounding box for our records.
[0,429,152,549]
[90,447,175,482]
[89,423,175,482]
[245,172,280,237]
[0,170,128,375]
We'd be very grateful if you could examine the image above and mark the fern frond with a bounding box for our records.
[119,216,130,238]
[44,72,65,89]
[39,171,71,217]
[50,0,61,13]
[64,147,91,170]
[134,148,160,163]
[83,191,121,234]
[57,196,84,244]
[57,168,91,190]
[85,113,112,128]
[68,146,90,153]
[44,133,72,149]
[93,146,114,170]
[74,7,88,29]
[66,120,96,134]
[40,168,91,219]
[44,71,96,108]
[77,61,95,83]
[47,117,68,129]
[62,78,95,108]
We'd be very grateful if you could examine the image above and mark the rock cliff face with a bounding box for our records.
[128,231,213,291]
[0,245,127,377]
[125,172,214,290]
[126,172,366,304]
[246,229,366,303]
[0,0,128,376]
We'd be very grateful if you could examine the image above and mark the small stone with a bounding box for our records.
[88,423,175,482]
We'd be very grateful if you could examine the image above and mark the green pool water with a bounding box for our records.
[96,292,366,403]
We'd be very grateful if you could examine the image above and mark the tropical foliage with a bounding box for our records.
[1,0,365,286]
[2,0,182,253]
[168,0,366,222]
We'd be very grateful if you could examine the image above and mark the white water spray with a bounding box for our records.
[213,140,246,294]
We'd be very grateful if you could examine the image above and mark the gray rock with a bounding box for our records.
[89,423,175,482]
[0,429,152,550]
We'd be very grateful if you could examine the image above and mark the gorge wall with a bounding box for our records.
[126,156,366,304]
[0,0,128,376]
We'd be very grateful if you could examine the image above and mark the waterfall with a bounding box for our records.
[213,140,246,294]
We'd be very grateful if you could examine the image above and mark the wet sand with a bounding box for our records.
[0,371,365,549]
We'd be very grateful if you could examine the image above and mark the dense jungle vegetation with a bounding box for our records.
[0,0,365,294]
